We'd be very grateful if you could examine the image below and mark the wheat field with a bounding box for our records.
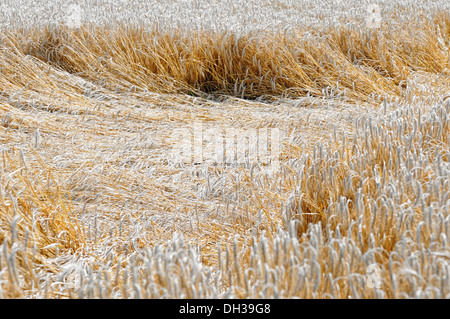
[0,0,449,299]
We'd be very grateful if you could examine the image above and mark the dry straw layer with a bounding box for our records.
[3,11,449,102]
[0,3,449,298]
